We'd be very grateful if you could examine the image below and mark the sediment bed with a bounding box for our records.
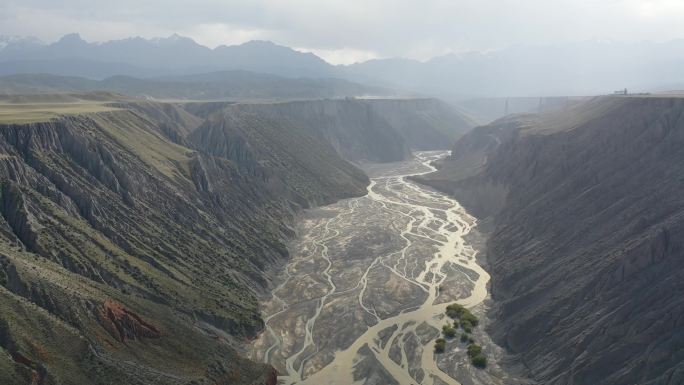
[251,151,520,385]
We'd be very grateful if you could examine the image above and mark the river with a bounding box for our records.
[251,151,498,385]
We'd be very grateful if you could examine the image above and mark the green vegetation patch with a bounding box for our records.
[467,344,487,368]
[471,354,487,368]
[442,324,457,338]
[434,338,446,353]
[443,303,487,369]
[467,344,482,357]
[446,303,479,327]
[0,102,119,124]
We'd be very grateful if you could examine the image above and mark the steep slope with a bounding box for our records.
[201,100,409,163]
[189,105,370,207]
[0,100,368,384]
[416,96,684,385]
[196,98,474,163]
[359,98,476,150]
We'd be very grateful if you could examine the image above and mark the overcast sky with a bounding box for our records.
[2,0,684,64]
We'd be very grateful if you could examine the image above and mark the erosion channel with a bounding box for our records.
[251,151,506,385]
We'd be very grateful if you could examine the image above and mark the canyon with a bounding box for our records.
[1,91,683,385]
[0,94,470,384]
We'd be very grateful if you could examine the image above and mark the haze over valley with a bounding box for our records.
[0,1,683,385]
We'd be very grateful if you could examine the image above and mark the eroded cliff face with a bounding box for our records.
[0,101,368,385]
[363,98,476,151]
[199,98,474,163]
[188,105,370,208]
[417,97,684,385]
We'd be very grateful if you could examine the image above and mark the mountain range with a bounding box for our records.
[4,34,684,98]
[0,34,333,79]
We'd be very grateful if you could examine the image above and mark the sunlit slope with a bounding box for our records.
[0,71,391,101]
[0,99,367,384]
[0,93,128,124]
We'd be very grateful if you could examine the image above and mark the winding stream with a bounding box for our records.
[251,151,492,385]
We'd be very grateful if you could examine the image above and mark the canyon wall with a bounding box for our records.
[0,101,367,385]
[417,96,684,385]
[206,98,474,163]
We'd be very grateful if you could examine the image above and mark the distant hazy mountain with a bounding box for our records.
[0,72,391,100]
[344,40,684,97]
[0,33,334,79]
[3,34,684,97]
[0,35,44,51]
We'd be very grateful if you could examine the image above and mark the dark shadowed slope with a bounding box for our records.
[0,97,367,385]
[416,96,684,385]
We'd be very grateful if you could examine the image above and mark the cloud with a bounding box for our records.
[179,23,272,48]
[2,0,684,64]
[297,47,380,65]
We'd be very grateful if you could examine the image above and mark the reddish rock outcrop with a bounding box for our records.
[263,368,278,385]
[98,299,161,342]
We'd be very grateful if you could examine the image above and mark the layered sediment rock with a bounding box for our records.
[0,101,368,384]
[417,96,684,385]
[200,98,474,163]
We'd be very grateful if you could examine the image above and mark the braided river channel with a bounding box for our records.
[251,151,513,385]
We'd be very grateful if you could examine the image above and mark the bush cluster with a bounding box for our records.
[442,324,457,338]
[466,344,487,368]
[443,303,486,369]
[446,303,479,327]
[434,338,446,353]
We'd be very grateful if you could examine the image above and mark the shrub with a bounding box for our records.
[460,333,468,342]
[445,303,479,327]
[442,324,457,338]
[467,344,482,358]
[453,320,459,328]
[434,338,446,353]
[461,319,473,333]
[445,303,465,319]
[471,354,487,368]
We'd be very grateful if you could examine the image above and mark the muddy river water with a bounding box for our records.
[251,151,503,385]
